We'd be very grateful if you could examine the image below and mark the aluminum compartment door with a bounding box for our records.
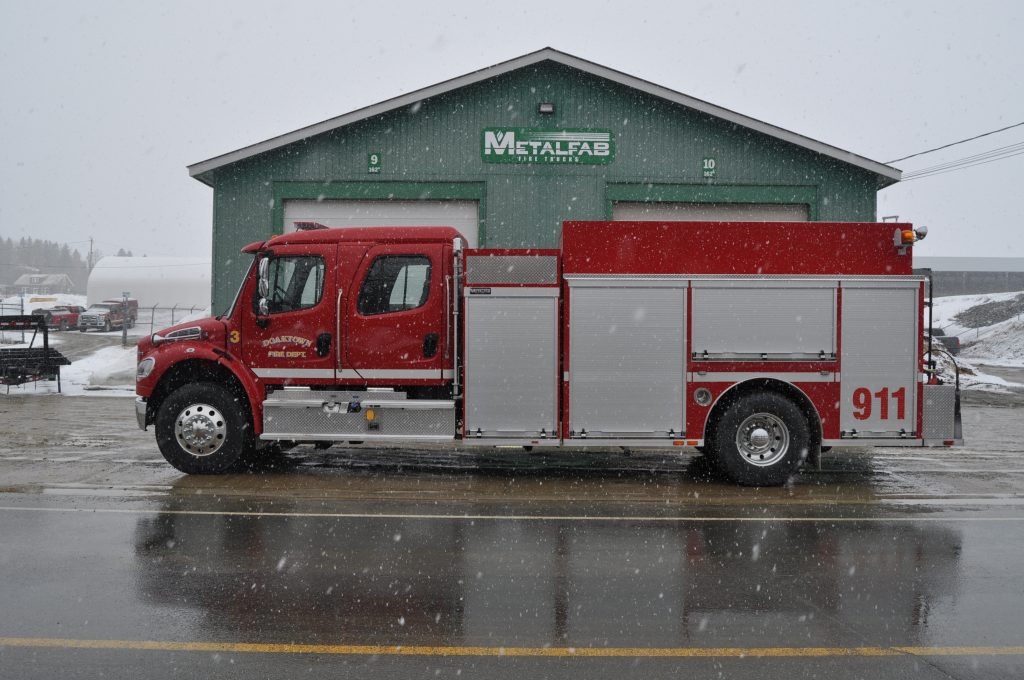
[691,283,836,358]
[840,285,918,436]
[464,290,558,436]
[569,286,685,436]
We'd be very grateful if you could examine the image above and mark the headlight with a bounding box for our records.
[137,357,156,380]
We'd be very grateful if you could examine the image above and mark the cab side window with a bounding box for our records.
[261,256,325,314]
[357,255,432,316]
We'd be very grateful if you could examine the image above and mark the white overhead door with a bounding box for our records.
[283,200,480,248]
[612,202,809,222]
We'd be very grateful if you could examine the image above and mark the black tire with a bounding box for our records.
[155,383,252,474]
[709,392,811,487]
[79,327,87,333]
[103,319,111,333]
[59,320,68,332]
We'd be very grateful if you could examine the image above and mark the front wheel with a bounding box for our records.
[103,319,112,332]
[59,320,68,332]
[155,383,252,474]
[710,392,812,486]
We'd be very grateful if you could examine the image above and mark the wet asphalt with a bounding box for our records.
[1,395,1023,679]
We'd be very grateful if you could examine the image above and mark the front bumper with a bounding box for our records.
[135,397,147,430]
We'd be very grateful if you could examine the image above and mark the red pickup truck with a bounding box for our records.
[31,305,86,331]
[78,299,139,332]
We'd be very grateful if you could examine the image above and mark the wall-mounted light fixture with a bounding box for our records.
[538,102,555,114]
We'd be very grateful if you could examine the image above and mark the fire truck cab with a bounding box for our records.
[135,221,961,486]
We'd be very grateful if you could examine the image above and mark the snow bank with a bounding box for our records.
[931,290,1022,335]
[933,291,1024,369]
[928,290,1024,392]
[65,345,136,391]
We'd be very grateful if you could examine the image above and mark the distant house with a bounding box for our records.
[12,273,75,295]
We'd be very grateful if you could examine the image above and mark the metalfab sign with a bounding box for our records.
[482,128,614,164]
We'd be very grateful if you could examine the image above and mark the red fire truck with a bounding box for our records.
[134,221,961,485]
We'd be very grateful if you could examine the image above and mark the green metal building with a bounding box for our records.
[189,48,901,313]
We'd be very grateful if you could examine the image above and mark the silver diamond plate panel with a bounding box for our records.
[264,401,454,438]
[265,389,407,403]
[466,255,558,285]
[922,384,956,440]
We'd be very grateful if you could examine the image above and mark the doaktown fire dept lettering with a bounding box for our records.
[482,128,614,164]
[261,335,312,359]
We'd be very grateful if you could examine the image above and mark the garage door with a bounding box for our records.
[612,202,809,222]
[283,200,480,248]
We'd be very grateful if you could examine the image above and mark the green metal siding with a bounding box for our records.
[206,62,880,312]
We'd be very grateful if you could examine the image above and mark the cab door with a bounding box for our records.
[240,244,336,384]
[344,243,448,383]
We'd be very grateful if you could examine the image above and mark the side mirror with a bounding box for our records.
[257,257,270,298]
[255,258,271,327]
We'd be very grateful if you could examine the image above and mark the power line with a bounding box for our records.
[886,120,1024,164]
[902,140,1024,179]
[900,146,1024,182]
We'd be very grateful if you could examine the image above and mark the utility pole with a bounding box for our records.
[87,237,94,270]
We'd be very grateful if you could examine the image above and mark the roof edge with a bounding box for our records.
[188,47,900,183]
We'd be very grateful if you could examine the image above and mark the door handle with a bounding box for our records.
[316,332,332,357]
[423,333,439,358]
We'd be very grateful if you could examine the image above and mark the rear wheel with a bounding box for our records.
[710,392,811,486]
[155,383,252,474]
[59,320,68,332]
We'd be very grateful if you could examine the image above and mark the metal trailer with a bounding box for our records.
[135,221,961,485]
[0,316,72,392]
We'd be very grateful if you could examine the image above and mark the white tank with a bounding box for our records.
[86,256,211,308]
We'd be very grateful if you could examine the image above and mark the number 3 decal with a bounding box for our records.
[229,330,240,344]
[852,387,906,420]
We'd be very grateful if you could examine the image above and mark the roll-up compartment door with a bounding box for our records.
[464,289,558,437]
[691,282,836,359]
[840,284,919,437]
[569,285,685,437]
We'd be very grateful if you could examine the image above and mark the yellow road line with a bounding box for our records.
[1,637,1023,658]
[1,505,1024,523]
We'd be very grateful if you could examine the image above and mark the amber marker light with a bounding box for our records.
[365,409,376,422]
[901,229,916,244]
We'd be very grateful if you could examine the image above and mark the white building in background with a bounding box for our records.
[87,257,211,308]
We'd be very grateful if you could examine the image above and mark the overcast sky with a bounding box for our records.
[1,0,1021,261]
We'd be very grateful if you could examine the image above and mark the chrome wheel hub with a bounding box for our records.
[735,413,789,467]
[174,403,227,457]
